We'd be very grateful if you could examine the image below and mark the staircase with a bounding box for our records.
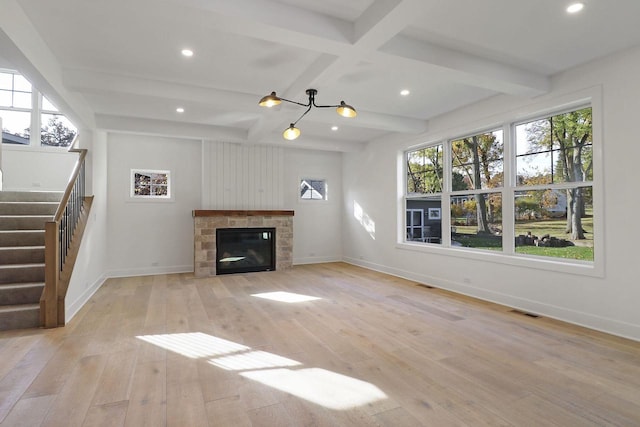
[0,191,61,331]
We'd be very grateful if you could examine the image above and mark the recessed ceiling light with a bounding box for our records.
[566,2,584,13]
[181,49,194,57]
[176,107,185,113]
[331,126,338,131]
[400,89,410,96]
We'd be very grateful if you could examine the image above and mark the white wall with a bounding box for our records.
[107,134,202,276]
[1,145,77,191]
[343,45,640,341]
[284,148,343,264]
[65,130,109,321]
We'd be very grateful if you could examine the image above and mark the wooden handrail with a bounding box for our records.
[53,148,87,222]
[41,137,88,328]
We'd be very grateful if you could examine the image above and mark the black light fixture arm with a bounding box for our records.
[284,89,337,126]
[291,103,313,126]
[259,88,356,140]
[280,89,343,110]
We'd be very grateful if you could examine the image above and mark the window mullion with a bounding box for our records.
[31,90,40,146]
[502,123,516,254]
[442,140,452,245]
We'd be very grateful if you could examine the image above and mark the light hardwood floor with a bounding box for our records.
[1,262,639,426]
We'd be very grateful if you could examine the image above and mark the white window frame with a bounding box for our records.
[299,178,328,201]
[398,88,603,277]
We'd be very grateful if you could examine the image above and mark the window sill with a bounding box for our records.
[396,241,603,278]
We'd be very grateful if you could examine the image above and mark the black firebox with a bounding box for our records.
[216,228,276,275]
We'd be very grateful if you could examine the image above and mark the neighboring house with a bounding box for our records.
[2,131,29,145]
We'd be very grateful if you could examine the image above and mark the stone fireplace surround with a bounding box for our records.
[193,210,294,277]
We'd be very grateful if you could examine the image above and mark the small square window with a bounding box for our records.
[131,169,171,199]
[300,179,327,200]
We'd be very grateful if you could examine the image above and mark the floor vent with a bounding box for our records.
[416,283,434,289]
[511,309,540,318]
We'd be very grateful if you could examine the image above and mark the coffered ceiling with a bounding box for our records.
[2,0,640,151]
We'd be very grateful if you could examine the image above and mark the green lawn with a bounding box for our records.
[452,216,594,260]
[515,245,593,260]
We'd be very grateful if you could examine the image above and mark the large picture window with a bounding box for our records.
[404,105,595,265]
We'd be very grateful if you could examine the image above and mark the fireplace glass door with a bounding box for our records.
[216,228,276,275]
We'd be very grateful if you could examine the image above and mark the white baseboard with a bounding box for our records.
[293,255,342,265]
[107,265,194,278]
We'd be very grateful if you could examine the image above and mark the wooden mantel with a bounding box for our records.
[193,210,294,217]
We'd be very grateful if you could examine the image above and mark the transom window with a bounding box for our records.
[1,70,77,147]
[404,105,594,265]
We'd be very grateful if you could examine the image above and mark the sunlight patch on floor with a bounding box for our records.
[251,291,321,303]
[136,332,387,410]
[209,350,301,371]
[136,332,249,359]
[241,368,387,410]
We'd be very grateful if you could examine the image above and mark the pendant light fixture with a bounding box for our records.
[259,89,356,140]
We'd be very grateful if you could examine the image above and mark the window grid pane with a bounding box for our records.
[0,109,31,144]
[450,193,502,251]
[407,144,443,194]
[451,130,504,190]
[515,187,593,261]
[41,113,77,147]
[516,108,592,186]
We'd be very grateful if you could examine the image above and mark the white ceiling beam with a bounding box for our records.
[96,113,365,152]
[376,35,549,96]
[354,0,424,48]
[258,132,367,153]
[63,69,259,110]
[159,0,353,52]
[95,114,247,142]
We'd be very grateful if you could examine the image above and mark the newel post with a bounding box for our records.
[43,221,59,328]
